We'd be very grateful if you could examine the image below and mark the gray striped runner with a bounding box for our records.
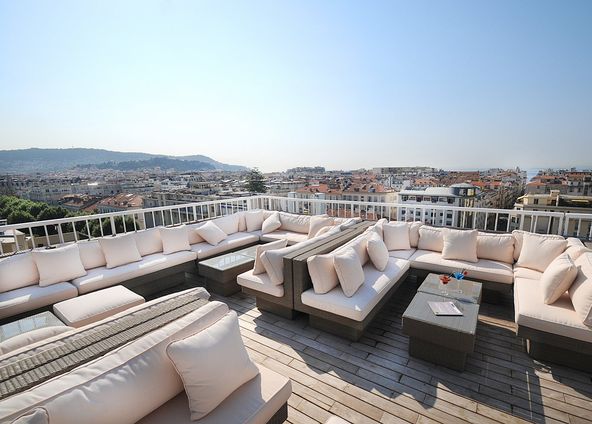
[0,291,209,399]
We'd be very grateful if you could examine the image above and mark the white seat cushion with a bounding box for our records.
[191,232,259,260]
[53,285,145,328]
[301,258,410,321]
[0,283,78,320]
[71,251,197,294]
[514,277,592,343]
[259,230,308,245]
[388,249,416,260]
[237,270,284,297]
[513,266,543,280]
[410,250,513,284]
[32,244,87,287]
[137,364,291,424]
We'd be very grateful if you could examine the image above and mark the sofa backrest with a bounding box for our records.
[0,252,40,293]
[0,295,229,424]
[279,212,311,234]
[512,230,565,262]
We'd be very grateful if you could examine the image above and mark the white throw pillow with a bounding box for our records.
[166,311,259,421]
[134,228,163,256]
[159,225,191,254]
[336,234,369,266]
[366,232,389,271]
[408,222,423,248]
[417,226,444,252]
[77,240,107,270]
[372,218,388,239]
[99,234,143,269]
[261,212,281,234]
[237,212,247,232]
[307,254,339,294]
[0,252,40,293]
[565,238,590,261]
[260,244,301,285]
[253,239,288,275]
[512,230,565,262]
[186,222,206,244]
[516,232,567,272]
[476,233,514,264]
[441,228,478,263]
[540,253,578,304]
[32,244,87,286]
[279,212,310,233]
[195,221,228,246]
[315,225,335,237]
[308,215,334,239]
[245,210,264,232]
[383,222,411,251]
[333,248,365,297]
[569,252,592,326]
[213,214,240,235]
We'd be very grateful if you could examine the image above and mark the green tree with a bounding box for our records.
[246,168,267,193]
[7,210,35,224]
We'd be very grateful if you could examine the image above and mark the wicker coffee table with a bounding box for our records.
[0,311,65,342]
[402,292,479,371]
[198,245,258,296]
[418,273,482,304]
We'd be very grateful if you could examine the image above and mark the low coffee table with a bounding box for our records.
[418,273,482,304]
[402,292,479,371]
[0,311,65,342]
[198,245,258,296]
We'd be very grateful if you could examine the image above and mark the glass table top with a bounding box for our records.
[418,273,483,304]
[0,311,65,342]
[199,245,258,271]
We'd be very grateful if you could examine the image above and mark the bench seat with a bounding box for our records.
[191,232,259,260]
[388,249,416,260]
[237,270,284,298]
[513,267,543,280]
[0,283,78,320]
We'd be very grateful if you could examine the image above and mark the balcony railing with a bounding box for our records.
[1,195,591,256]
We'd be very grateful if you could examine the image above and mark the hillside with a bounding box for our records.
[0,148,247,173]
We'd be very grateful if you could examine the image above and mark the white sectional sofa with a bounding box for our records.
[0,288,292,424]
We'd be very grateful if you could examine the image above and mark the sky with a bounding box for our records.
[0,0,591,172]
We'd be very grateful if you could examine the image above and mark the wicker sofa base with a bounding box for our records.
[517,325,592,372]
[257,297,298,320]
[267,402,288,424]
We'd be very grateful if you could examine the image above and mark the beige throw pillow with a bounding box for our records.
[0,252,40,293]
[516,232,567,272]
[307,254,339,294]
[569,252,592,327]
[253,239,288,275]
[245,210,265,232]
[77,240,107,270]
[512,230,565,262]
[382,222,411,251]
[134,228,163,256]
[417,226,444,252]
[32,244,87,286]
[476,232,514,263]
[308,215,334,239]
[195,221,227,246]
[261,212,281,234]
[408,221,423,248]
[159,225,191,254]
[99,233,143,269]
[540,253,578,304]
[212,214,241,235]
[441,228,478,263]
[166,311,259,421]
[334,248,365,297]
[366,231,389,271]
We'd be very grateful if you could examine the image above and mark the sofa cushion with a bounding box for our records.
[417,226,443,252]
[191,232,259,260]
[408,222,423,248]
[53,285,145,328]
[514,277,592,343]
[137,364,291,424]
[0,253,39,293]
[195,221,227,246]
[513,266,543,280]
[367,231,389,272]
[166,311,259,420]
[99,234,143,269]
[262,212,281,234]
[186,222,206,245]
[10,409,49,424]
[77,240,107,270]
[237,270,284,297]
[237,212,247,232]
[334,248,365,297]
[0,326,73,356]
[213,214,241,235]
[410,250,513,284]
[159,226,191,254]
[134,228,163,256]
[308,215,334,239]
[0,296,229,424]
[0,282,78,320]
[383,222,411,251]
[388,249,416,260]
[301,258,410,321]
[245,210,264,232]
[71,251,197,294]
[569,252,592,327]
[512,230,565,262]
[279,212,310,234]
[476,232,514,264]
[253,239,287,275]
[32,244,87,287]
[335,233,369,266]
[259,230,309,245]
[307,254,339,294]
[565,237,590,261]
[441,228,478,263]
[516,232,567,273]
[540,253,578,304]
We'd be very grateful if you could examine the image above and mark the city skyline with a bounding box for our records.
[1,0,591,172]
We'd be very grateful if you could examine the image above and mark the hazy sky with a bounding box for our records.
[1,1,591,172]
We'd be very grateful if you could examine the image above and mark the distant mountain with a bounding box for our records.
[0,148,247,173]
[78,157,216,172]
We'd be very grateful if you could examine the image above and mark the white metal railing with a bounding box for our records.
[0,195,590,256]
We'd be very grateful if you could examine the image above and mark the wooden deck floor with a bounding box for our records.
[212,279,592,424]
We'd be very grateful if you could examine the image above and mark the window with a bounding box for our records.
[447,198,455,204]
[533,199,539,205]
